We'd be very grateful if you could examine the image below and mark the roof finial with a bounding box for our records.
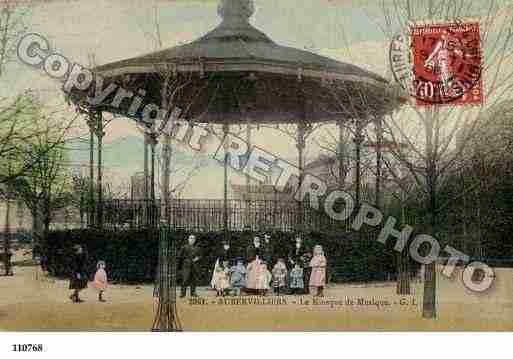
[218,0,255,23]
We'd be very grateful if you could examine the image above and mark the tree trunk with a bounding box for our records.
[31,208,44,250]
[3,197,12,275]
[79,192,85,229]
[422,172,437,318]
[396,249,411,295]
[396,198,411,294]
[423,261,437,318]
[96,112,104,229]
[88,117,95,227]
[422,111,437,319]
[43,204,51,237]
[461,173,469,254]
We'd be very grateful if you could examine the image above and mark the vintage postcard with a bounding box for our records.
[1,0,513,340]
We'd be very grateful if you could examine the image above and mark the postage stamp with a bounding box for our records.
[390,21,483,106]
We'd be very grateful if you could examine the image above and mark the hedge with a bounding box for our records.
[42,229,159,283]
[42,228,402,285]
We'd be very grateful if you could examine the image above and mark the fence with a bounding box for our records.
[98,198,350,233]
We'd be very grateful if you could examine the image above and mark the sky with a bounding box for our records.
[2,0,512,198]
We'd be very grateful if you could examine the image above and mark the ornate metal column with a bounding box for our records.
[149,134,158,227]
[161,133,172,223]
[144,133,149,200]
[223,123,230,237]
[150,137,156,202]
[296,122,306,231]
[295,76,308,232]
[86,115,96,227]
[245,122,252,229]
[353,119,364,211]
[95,111,105,228]
[337,120,346,190]
[375,116,383,210]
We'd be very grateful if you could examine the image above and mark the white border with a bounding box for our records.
[0,332,511,359]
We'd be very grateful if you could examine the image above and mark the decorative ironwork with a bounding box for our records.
[97,198,350,233]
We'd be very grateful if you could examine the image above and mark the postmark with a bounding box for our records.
[390,21,483,106]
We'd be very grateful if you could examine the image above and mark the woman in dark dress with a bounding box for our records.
[218,241,234,265]
[262,234,274,266]
[69,245,88,303]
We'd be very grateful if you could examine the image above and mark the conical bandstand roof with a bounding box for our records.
[69,0,403,124]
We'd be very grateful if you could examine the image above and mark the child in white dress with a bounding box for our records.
[214,260,230,296]
[256,261,272,296]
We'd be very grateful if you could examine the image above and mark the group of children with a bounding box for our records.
[212,259,305,296]
[212,245,326,297]
[71,243,327,301]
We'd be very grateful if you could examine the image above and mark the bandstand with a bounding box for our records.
[66,0,403,331]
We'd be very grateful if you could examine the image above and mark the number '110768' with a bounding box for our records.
[12,344,43,352]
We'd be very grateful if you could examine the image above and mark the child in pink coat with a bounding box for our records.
[92,261,108,302]
[309,245,327,297]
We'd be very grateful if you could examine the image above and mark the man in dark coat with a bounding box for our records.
[246,236,264,263]
[218,240,234,265]
[262,234,274,266]
[287,236,311,294]
[179,234,201,298]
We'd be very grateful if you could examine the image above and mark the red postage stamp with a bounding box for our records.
[411,22,483,106]
[391,21,483,107]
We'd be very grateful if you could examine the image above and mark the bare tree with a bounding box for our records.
[142,3,215,331]
[0,92,78,184]
[70,170,130,228]
[136,4,207,208]
[375,0,513,318]
[0,0,28,78]
[315,121,388,201]
[155,147,205,199]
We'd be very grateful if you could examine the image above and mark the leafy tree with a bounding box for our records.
[11,128,72,246]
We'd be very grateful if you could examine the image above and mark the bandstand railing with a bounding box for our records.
[96,198,349,233]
